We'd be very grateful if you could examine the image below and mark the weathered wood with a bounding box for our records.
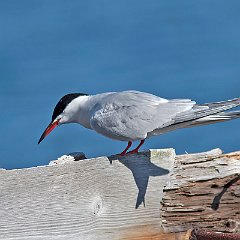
[0,149,175,240]
[1,148,240,240]
[161,149,240,234]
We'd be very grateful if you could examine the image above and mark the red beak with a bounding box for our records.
[38,119,60,144]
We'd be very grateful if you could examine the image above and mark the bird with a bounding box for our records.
[38,90,240,156]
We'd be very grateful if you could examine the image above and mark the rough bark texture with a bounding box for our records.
[161,149,240,234]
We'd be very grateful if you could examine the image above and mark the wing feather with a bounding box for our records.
[173,98,240,124]
[89,91,240,141]
[90,91,196,140]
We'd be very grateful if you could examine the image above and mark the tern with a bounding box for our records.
[38,90,240,155]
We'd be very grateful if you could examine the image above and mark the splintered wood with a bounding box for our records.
[161,149,240,234]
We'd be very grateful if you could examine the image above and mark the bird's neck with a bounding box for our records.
[64,95,93,129]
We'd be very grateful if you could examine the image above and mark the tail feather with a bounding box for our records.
[190,110,240,127]
[173,98,240,124]
[147,99,240,137]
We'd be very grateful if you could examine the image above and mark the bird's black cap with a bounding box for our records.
[52,93,88,121]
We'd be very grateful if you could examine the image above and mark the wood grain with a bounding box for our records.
[1,148,240,239]
[0,149,175,240]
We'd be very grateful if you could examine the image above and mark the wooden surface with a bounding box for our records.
[161,149,240,234]
[1,148,240,240]
[0,149,175,240]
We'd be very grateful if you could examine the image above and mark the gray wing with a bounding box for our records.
[149,97,240,137]
[90,91,196,141]
[174,98,240,123]
[90,91,240,140]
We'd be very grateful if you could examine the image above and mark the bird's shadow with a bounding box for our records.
[108,152,169,209]
[211,174,240,211]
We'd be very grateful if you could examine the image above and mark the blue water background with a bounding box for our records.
[1,1,240,169]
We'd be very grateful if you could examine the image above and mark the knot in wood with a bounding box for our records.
[92,196,103,216]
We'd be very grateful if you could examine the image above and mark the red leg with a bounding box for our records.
[119,141,132,156]
[127,140,145,154]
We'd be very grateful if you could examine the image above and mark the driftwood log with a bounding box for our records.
[0,148,239,240]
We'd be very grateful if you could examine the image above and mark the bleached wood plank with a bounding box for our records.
[0,149,175,240]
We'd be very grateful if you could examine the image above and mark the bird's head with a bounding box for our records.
[38,93,88,144]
